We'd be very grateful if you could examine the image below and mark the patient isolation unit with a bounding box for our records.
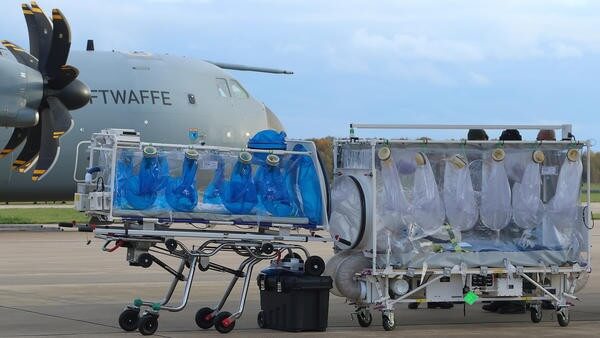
[325,124,591,331]
[74,129,330,335]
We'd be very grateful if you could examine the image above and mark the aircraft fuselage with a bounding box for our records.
[0,50,282,201]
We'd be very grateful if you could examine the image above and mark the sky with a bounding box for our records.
[1,0,599,142]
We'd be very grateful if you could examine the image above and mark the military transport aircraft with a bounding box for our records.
[0,2,288,202]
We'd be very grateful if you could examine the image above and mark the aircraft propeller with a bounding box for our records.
[0,2,90,181]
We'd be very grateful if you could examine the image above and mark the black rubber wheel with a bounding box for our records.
[304,255,325,276]
[557,310,570,327]
[137,253,153,268]
[530,308,542,323]
[118,308,140,331]
[195,307,215,329]
[356,310,372,327]
[260,243,274,255]
[214,311,235,334]
[382,312,396,331]
[138,313,159,336]
[257,310,267,328]
[408,302,419,310]
[165,239,178,252]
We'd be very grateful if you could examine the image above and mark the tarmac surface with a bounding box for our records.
[0,225,598,338]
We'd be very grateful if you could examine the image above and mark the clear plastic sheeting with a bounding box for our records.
[443,155,478,232]
[100,140,326,228]
[410,152,445,239]
[480,151,512,232]
[329,175,365,249]
[542,150,583,250]
[512,155,544,229]
[331,141,589,269]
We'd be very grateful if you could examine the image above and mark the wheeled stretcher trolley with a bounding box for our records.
[74,129,330,335]
[325,124,592,330]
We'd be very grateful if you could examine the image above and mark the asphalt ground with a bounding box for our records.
[0,226,598,338]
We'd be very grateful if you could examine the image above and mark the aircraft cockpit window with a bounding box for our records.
[216,78,231,97]
[229,79,249,99]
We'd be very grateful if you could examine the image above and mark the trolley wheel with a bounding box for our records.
[530,307,542,323]
[137,253,153,268]
[138,313,159,336]
[382,312,395,331]
[356,309,372,327]
[304,256,325,276]
[260,243,274,255]
[214,311,235,334]
[195,307,215,329]
[118,308,140,332]
[165,239,178,252]
[257,310,267,328]
[557,308,570,327]
[408,302,419,310]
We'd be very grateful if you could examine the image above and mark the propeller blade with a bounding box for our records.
[49,65,79,90]
[1,40,38,69]
[21,3,39,58]
[12,122,41,172]
[46,9,71,86]
[30,1,53,73]
[32,108,59,181]
[0,128,28,159]
[47,97,73,138]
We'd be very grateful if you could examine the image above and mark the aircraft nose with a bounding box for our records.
[264,104,284,131]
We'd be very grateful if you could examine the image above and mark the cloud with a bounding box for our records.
[352,29,484,63]
[551,42,583,59]
[468,72,491,86]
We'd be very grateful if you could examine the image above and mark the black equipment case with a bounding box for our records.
[257,272,332,332]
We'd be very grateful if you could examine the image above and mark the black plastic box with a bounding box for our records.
[257,273,332,332]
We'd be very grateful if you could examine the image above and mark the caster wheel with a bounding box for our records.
[260,243,274,255]
[257,310,267,328]
[165,239,178,252]
[118,308,140,331]
[138,313,159,336]
[356,310,372,327]
[137,253,153,268]
[214,311,235,334]
[557,309,570,327]
[408,302,419,310]
[530,307,542,323]
[195,307,215,329]
[304,256,325,276]
[382,312,396,331]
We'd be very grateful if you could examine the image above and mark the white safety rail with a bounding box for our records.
[329,123,592,331]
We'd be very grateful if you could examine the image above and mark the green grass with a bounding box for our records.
[0,208,88,224]
[581,192,600,203]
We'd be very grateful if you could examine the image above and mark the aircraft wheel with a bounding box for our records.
[214,311,235,333]
[138,313,159,336]
[118,308,140,331]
